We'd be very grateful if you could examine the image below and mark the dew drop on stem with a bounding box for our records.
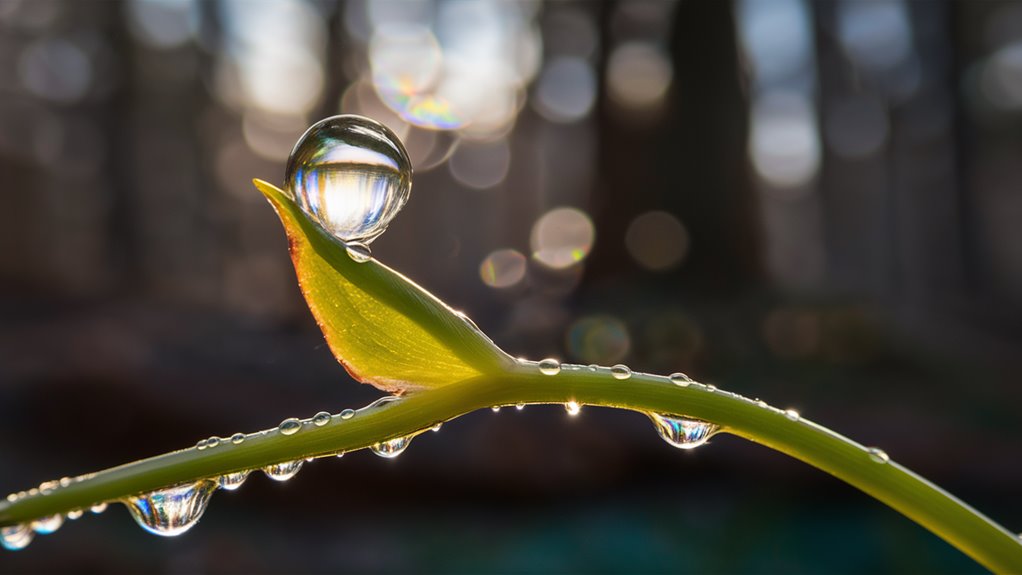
[371,436,412,458]
[565,401,582,416]
[278,418,302,436]
[340,408,355,420]
[123,480,217,537]
[669,372,693,386]
[610,364,632,380]
[312,411,332,426]
[262,460,304,481]
[0,524,33,551]
[538,358,561,375]
[218,471,251,491]
[30,514,63,534]
[648,413,720,450]
[867,447,890,464]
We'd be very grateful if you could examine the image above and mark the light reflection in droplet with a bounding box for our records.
[479,248,527,289]
[530,207,595,269]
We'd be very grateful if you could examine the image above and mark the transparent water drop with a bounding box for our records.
[30,514,63,534]
[278,417,302,436]
[587,364,598,372]
[516,403,525,411]
[124,480,217,537]
[491,406,501,413]
[669,372,693,386]
[312,411,332,426]
[340,408,356,420]
[565,401,582,416]
[286,115,413,244]
[206,436,221,449]
[648,413,720,450]
[1,524,33,550]
[66,509,84,520]
[335,452,346,458]
[345,241,372,263]
[218,471,251,491]
[867,447,890,464]
[196,439,208,451]
[610,364,632,380]
[784,409,800,421]
[538,358,561,376]
[263,460,304,481]
[371,436,412,458]
[431,422,443,432]
[90,502,108,514]
[38,480,59,495]
[230,433,246,445]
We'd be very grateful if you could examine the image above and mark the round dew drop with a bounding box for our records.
[285,115,413,244]
[124,480,217,537]
[30,514,63,535]
[371,436,412,458]
[538,358,561,376]
[610,364,631,380]
[278,418,302,436]
[867,447,890,464]
[345,242,372,263]
[784,409,800,421]
[66,509,84,520]
[340,408,356,420]
[262,460,304,481]
[90,503,108,514]
[206,436,221,448]
[648,413,719,450]
[669,372,692,386]
[218,471,251,491]
[312,411,332,426]
[1,524,33,551]
[230,433,245,445]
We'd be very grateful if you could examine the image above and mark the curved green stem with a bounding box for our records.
[2,366,1020,572]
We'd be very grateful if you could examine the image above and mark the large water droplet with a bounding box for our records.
[278,417,302,436]
[312,411,332,426]
[230,433,245,445]
[263,460,304,481]
[340,408,355,420]
[286,115,412,244]
[538,358,561,375]
[867,447,890,464]
[565,401,582,416]
[610,364,632,380]
[124,480,217,537]
[218,471,251,491]
[648,413,719,449]
[1,524,33,550]
[30,514,63,534]
[371,436,412,458]
[669,372,693,386]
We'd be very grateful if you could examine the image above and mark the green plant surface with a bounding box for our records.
[1,179,1020,573]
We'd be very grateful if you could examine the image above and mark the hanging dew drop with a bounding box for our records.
[263,460,304,481]
[230,433,245,445]
[1,524,33,551]
[285,115,412,244]
[371,436,412,458]
[867,447,890,464]
[516,403,525,411]
[610,364,632,380]
[340,408,356,420]
[30,514,63,534]
[345,242,372,263]
[648,413,720,450]
[90,502,108,514]
[66,509,84,520]
[124,480,217,537]
[565,401,582,416]
[431,422,443,432]
[538,358,561,375]
[669,372,693,386]
[491,406,501,413]
[218,471,251,491]
[312,411,332,426]
[278,418,302,436]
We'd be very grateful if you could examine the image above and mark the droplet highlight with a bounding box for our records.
[1,524,33,550]
[30,514,63,534]
[648,413,720,449]
[278,417,302,436]
[66,509,84,520]
[371,436,412,458]
[218,471,251,491]
[124,480,217,537]
[312,411,332,426]
[867,447,890,464]
[565,401,582,416]
[610,364,632,380]
[262,460,304,481]
[90,503,108,514]
[784,409,800,421]
[285,115,413,244]
[538,358,561,376]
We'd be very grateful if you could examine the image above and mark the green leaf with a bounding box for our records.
[253,178,513,392]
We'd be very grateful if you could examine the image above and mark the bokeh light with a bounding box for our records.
[448,138,511,190]
[530,207,595,269]
[749,91,820,190]
[479,249,527,289]
[606,42,672,111]
[625,211,689,271]
[566,315,631,365]
[533,57,596,123]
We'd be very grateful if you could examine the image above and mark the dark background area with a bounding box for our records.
[1,0,1021,572]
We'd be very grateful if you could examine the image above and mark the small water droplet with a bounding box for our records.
[565,401,582,416]
[648,413,720,449]
[231,433,245,445]
[312,411,332,426]
[491,406,501,413]
[66,509,84,520]
[286,115,413,244]
[38,480,58,495]
[610,364,632,380]
[340,408,355,420]
[278,417,302,436]
[587,364,598,372]
[196,439,208,450]
[30,514,63,534]
[756,400,768,408]
[705,384,717,393]
[345,241,372,263]
[263,460,304,481]
[90,502,108,514]
[431,422,443,432]
[335,452,346,458]
[784,409,800,421]
[1,524,33,550]
[206,436,221,448]
[516,403,525,411]
[669,372,693,386]
[58,477,72,488]
[867,447,890,464]
[6,493,17,503]
[538,358,561,375]
[124,480,217,537]
[218,471,250,491]
[371,436,412,458]
[305,457,315,463]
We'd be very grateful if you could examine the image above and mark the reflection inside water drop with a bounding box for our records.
[123,480,217,537]
[262,460,304,481]
[29,514,63,534]
[538,358,561,376]
[285,115,412,244]
[0,524,33,551]
[218,471,251,491]
[371,436,412,458]
[648,413,719,450]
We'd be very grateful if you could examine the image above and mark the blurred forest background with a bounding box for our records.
[1,0,1021,572]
